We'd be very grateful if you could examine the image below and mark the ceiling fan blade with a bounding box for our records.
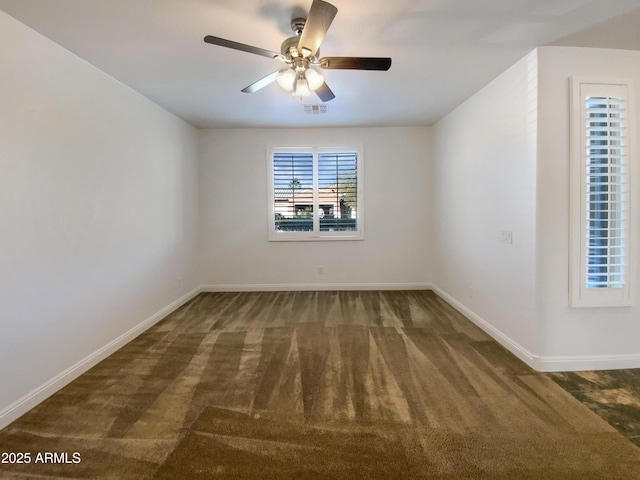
[204,35,278,59]
[315,82,335,102]
[297,0,338,58]
[318,57,392,71]
[241,70,282,93]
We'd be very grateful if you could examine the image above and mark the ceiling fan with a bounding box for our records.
[203,0,392,102]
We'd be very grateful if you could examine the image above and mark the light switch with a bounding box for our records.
[501,230,513,244]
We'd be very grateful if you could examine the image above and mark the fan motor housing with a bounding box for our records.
[281,17,320,61]
[280,36,299,57]
[281,35,319,62]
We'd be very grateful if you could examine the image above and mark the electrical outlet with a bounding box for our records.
[317,266,324,275]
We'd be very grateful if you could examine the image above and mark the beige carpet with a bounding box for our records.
[1,291,639,479]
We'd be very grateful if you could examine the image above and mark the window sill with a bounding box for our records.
[268,233,364,242]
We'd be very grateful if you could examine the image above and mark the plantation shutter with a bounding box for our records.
[584,94,627,290]
[272,152,313,232]
[269,147,363,241]
[318,153,358,232]
[570,79,634,307]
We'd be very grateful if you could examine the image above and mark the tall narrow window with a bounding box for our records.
[570,79,635,307]
[268,147,363,241]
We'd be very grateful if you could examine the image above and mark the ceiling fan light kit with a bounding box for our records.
[305,68,324,91]
[292,74,311,98]
[203,0,391,102]
[277,68,296,91]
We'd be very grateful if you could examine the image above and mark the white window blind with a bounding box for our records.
[570,79,635,307]
[268,147,363,241]
[273,152,314,232]
[318,153,358,232]
[584,95,626,289]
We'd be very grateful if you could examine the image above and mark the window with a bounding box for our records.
[268,147,363,241]
[570,78,635,307]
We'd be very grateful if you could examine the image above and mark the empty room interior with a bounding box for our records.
[2,0,640,478]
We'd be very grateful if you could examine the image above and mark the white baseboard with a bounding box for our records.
[535,354,640,372]
[431,284,640,372]
[201,282,433,292]
[430,284,542,370]
[0,287,202,431]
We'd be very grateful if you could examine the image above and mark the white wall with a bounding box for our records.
[432,52,539,361]
[432,46,640,371]
[536,46,640,369]
[198,127,432,289]
[0,11,200,426]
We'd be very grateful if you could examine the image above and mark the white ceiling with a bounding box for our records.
[2,0,640,128]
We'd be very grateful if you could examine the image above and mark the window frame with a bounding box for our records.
[569,77,636,307]
[267,145,364,242]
